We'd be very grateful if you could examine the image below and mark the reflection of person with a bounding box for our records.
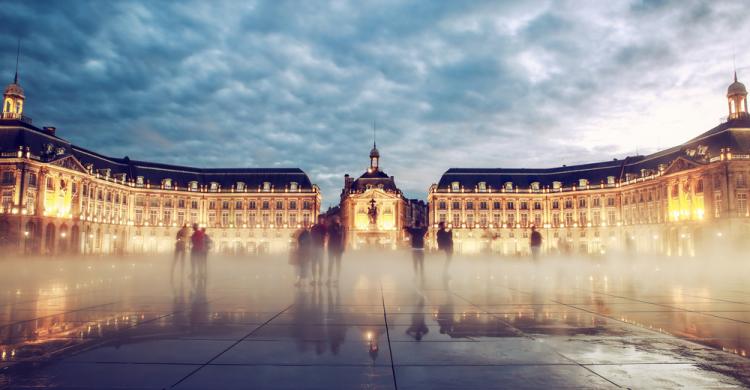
[190,224,205,282]
[309,216,327,285]
[436,222,453,274]
[200,228,211,281]
[530,225,542,261]
[406,295,429,341]
[326,217,344,286]
[405,220,428,279]
[172,224,191,282]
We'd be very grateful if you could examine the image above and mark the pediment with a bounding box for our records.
[662,156,702,176]
[49,155,89,174]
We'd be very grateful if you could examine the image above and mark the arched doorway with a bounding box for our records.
[24,221,39,254]
[0,219,11,253]
[59,224,69,254]
[70,225,80,254]
[45,223,56,255]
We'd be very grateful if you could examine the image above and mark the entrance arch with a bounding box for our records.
[45,223,56,255]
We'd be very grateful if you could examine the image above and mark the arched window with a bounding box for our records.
[4,99,11,112]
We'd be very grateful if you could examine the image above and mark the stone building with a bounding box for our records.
[339,142,428,249]
[428,74,750,256]
[0,74,321,256]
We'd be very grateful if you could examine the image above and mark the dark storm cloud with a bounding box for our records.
[0,0,748,206]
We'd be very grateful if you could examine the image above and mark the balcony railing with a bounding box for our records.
[1,112,32,123]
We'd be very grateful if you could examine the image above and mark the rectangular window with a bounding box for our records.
[533,213,542,227]
[163,211,172,225]
[191,200,199,209]
[479,201,488,210]
[289,201,297,210]
[222,201,230,210]
[564,212,573,226]
[177,211,185,226]
[578,198,586,208]
[466,201,474,210]
[507,213,515,227]
[579,211,587,225]
[593,210,601,225]
[190,212,198,224]
[149,210,158,225]
[249,201,257,210]
[178,199,186,208]
[452,213,460,227]
[289,213,297,226]
[607,197,615,207]
[520,213,528,227]
[209,201,216,210]
[714,192,722,218]
[506,201,514,210]
[438,201,447,210]
[27,173,37,187]
[493,201,501,210]
[221,211,230,226]
[552,213,560,227]
[607,210,616,225]
[1,171,15,185]
[276,200,284,210]
[593,197,601,207]
[249,212,257,226]
[135,210,143,225]
[275,212,283,226]
[439,213,447,223]
[208,212,217,227]
[737,192,747,216]
[520,201,528,210]
[235,201,243,209]
[467,214,474,227]
[452,201,460,210]
[262,201,270,210]
[235,212,243,226]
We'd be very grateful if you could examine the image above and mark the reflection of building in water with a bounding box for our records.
[429,74,750,256]
[0,73,321,256]
[339,141,427,249]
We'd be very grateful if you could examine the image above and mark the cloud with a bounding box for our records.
[0,0,747,205]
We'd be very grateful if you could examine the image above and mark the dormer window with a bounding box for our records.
[236,182,245,191]
[451,182,460,192]
[552,181,562,190]
[189,181,198,191]
[578,179,589,187]
[290,182,298,191]
[607,176,616,185]
[162,178,172,189]
[209,182,219,192]
[262,182,271,192]
[136,176,144,187]
[504,182,513,191]
[531,182,540,191]
[478,181,487,192]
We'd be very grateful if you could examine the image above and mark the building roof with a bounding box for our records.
[0,120,315,190]
[437,118,750,191]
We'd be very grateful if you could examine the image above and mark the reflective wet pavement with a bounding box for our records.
[0,253,749,389]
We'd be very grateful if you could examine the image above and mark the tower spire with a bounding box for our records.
[373,120,377,148]
[14,39,19,84]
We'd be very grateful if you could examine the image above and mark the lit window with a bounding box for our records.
[451,182,460,192]
[478,181,487,192]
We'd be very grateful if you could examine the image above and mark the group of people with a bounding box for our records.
[172,223,213,285]
[292,216,345,287]
[405,220,454,280]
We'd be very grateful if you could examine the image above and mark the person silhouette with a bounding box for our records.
[436,222,453,276]
[405,220,428,280]
[530,225,542,261]
[172,224,191,283]
[326,217,345,286]
[309,216,327,285]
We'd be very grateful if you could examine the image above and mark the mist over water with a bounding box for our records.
[1,249,750,387]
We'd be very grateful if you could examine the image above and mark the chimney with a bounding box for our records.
[43,126,56,136]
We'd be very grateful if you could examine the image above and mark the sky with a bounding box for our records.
[0,0,748,208]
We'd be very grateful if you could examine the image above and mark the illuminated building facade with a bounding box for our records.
[0,76,321,256]
[340,143,427,249]
[429,74,750,256]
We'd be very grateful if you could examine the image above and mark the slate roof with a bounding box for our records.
[349,169,399,192]
[0,120,314,190]
[438,118,750,190]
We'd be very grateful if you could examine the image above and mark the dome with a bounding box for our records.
[370,145,380,158]
[727,73,747,97]
[4,82,24,98]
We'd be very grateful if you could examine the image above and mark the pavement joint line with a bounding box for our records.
[450,288,623,389]
[0,301,120,329]
[380,282,399,390]
[168,303,294,389]
[584,289,750,325]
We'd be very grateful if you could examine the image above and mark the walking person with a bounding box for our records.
[294,226,311,287]
[309,216,327,285]
[189,224,205,283]
[326,217,345,286]
[530,225,543,261]
[200,227,212,282]
[171,224,191,283]
[436,222,453,277]
[405,220,428,280]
